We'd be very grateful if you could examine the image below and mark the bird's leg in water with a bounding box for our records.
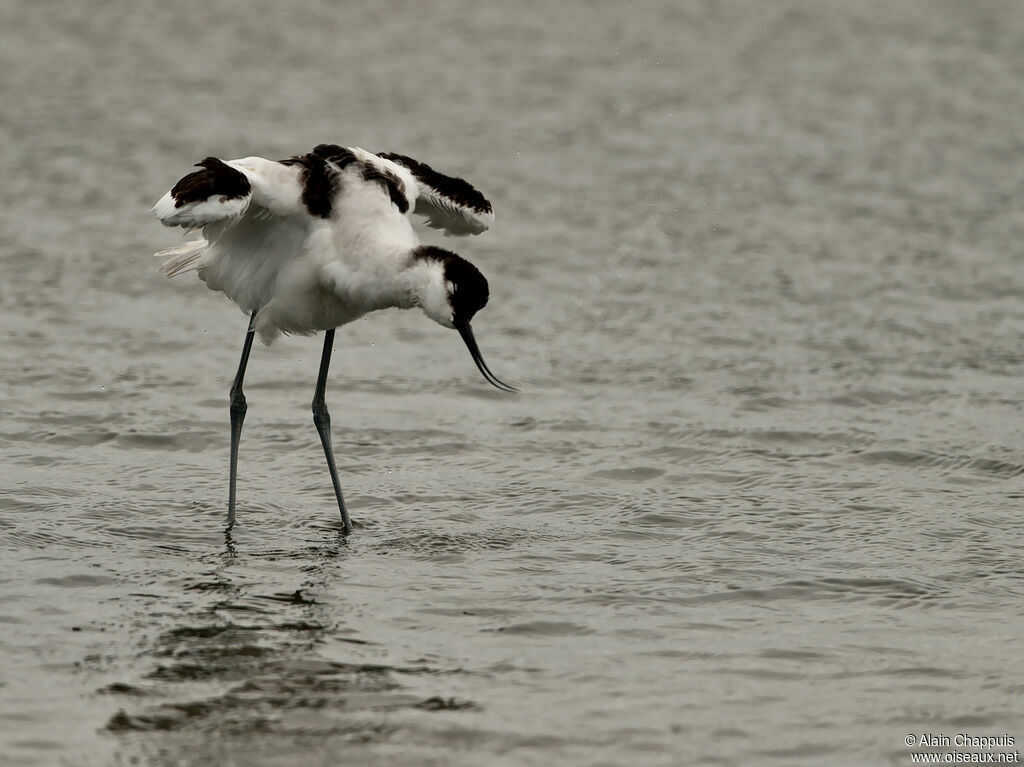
[227,312,257,530]
[312,329,352,534]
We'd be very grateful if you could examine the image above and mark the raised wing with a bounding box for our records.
[152,156,311,279]
[152,157,252,228]
[152,156,307,230]
[374,151,495,236]
[153,149,494,237]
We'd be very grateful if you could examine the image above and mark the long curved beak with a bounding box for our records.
[456,321,518,393]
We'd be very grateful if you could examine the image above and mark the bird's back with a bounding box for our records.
[153,145,495,342]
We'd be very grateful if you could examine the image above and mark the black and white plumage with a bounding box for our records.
[153,144,499,341]
[152,144,514,532]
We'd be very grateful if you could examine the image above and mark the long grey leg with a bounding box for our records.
[312,329,352,533]
[227,312,257,530]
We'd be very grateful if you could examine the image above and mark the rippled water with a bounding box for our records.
[3,1,1024,765]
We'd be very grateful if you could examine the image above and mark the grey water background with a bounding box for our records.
[2,1,1023,764]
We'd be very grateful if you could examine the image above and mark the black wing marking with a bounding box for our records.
[279,151,339,219]
[279,145,409,217]
[375,152,494,235]
[170,157,251,208]
[376,152,492,215]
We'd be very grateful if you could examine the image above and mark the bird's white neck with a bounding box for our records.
[327,254,448,323]
[403,258,453,327]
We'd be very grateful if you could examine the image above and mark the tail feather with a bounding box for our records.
[156,239,207,277]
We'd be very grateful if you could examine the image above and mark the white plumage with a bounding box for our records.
[151,144,514,533]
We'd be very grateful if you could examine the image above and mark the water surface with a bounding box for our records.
[2,1,1023,765]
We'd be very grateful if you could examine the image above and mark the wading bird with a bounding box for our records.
[152,144,515,533]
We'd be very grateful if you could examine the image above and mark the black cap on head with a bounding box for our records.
[413,246,516,392]
[416,246,489,324]
[444,255,489,324]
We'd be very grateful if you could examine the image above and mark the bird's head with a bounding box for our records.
[414,246,516,392]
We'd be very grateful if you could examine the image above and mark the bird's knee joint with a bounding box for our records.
[312,400,330,425]
[230,389,247,413]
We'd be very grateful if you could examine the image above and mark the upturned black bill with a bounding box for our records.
[456,322,518,392]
